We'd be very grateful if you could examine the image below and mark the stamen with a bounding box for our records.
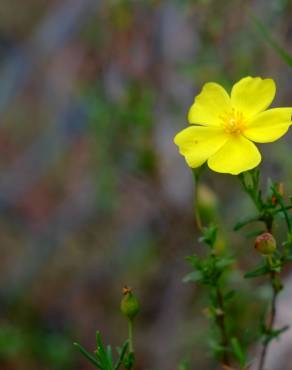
[220,109,246,135]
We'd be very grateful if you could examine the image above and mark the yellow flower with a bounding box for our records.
[174,76,292,175]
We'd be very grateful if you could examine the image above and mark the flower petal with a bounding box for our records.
[188,82,231,126]
[208,135,261,175]
[174,126,228,168]
[231,77,276,118]
[244,108,292,143]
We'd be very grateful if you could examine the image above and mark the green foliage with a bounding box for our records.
[237,169,292,238]
[244,264,270,279]
[75,288,139,369]
[184,224,239,366]
[74,332,129,370]
[0,325,25,358]
[177,358,190,370]
[198,224,218,248]
[230,337,248,369]
[260,323,289,346]
[235,169,292,369]
[72,134,292,370]
[0,323,73,369]
[185,252,235,287]
[183,167,292,369]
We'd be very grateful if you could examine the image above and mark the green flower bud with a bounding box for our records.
[255,233,276,255]
[197,184,218,221]
[120,287,140,321]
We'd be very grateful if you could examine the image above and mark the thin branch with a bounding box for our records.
[216,286,231,366]
[257,272,280,370]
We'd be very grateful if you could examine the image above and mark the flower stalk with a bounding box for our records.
[128,319,134,354]
[193,169,203,231]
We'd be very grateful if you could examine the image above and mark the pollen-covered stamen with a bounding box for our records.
[220,108,246,135]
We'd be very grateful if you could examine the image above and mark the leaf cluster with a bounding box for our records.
[184,253,235,287]
[74,331,132,370]
[184,225,235,287]
[259,321,289,346]
[237,169,292,278]
[237,170,292,240]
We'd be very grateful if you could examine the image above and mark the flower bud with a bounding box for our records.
[197,184,218,221]
[255,233,276,255]
[120,286,140,321]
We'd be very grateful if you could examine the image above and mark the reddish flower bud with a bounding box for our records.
[255,233,276,255]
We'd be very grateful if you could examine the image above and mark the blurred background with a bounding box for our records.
[0,0,292,369]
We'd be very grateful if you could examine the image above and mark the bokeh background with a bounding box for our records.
[0,0,292,369]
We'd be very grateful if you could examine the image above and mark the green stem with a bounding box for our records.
[258,269,281,370]
[128,319,134,353]
[193,171,203,231]
[215,285,230,366]
[272,186,292,235]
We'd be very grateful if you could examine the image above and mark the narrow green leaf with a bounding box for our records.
[185,255,200,268]
[96,331,114,370]
[234,215,260,230]
[250,12,292,66]
[244,264,270,278]
[231,337,246,367]
[244,229,266,238]
[224,290,236,301]
[124,352,135,370]
[107,346,113,365]
[114,341,129,370]
[216,257,235,269]
[199,224,218,247]
[74,342,100,368]
[182,271,202,283]
[265,325,289,343]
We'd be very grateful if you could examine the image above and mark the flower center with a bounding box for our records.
[220,109,246,135]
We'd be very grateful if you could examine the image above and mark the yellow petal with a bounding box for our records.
[231,77,276,118]
[188,82,231,126]
[244,108,292,143]
[208,135,261,175]
[174,126,228,168]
